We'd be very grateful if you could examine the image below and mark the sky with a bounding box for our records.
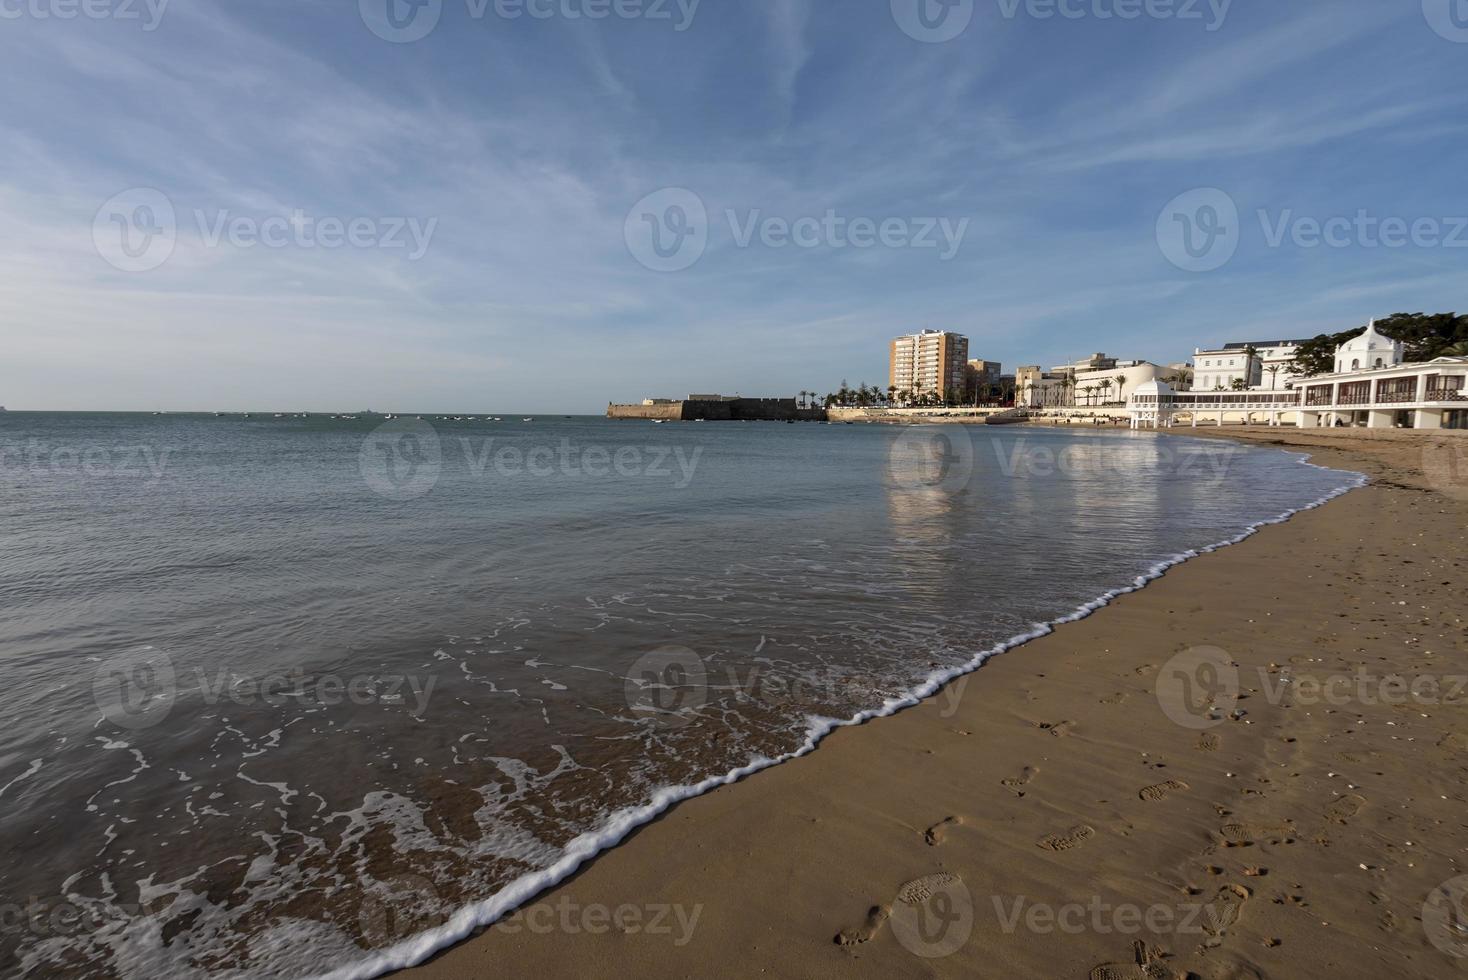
[2,0,1466,413]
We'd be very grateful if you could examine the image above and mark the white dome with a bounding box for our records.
[1339,320,1397,352]
[1131,379,1174,398]
[1335,320,1403,373]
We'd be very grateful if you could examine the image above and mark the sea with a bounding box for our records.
[0,413,1364,978]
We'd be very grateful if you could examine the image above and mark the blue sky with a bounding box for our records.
[2,0,1466,412]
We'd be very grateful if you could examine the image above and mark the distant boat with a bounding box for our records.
[522,417,534,422]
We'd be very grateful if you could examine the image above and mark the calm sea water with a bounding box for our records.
[0,413,1360,978]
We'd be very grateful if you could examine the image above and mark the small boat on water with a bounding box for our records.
[522,417,534,422]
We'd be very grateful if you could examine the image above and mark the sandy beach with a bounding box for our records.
[401,426,1468,980]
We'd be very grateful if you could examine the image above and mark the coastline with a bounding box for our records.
[383,427,1466,980]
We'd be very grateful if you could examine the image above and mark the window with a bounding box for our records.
[1352,359,1360,370]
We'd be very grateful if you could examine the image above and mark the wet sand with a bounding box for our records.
[401,427,1468,980]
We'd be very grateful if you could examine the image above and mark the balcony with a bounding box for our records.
[1375,387,1419,405]
[1427,386,1467,402]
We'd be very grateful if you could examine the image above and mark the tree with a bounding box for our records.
[1230,378,1249,391]
[1242,345,1260,386]
[1290,313,1468,378]
[1099,378,1114,404]
[1264,364,1283,390]
[1376,312,1468,361]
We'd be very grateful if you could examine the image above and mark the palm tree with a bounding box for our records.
[1099,378,1114,405]
[1243,345,1261,387]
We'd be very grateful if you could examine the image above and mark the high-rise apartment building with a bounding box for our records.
[889,330,969,398]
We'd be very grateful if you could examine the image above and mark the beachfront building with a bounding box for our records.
[1193,340,1317,392]
[1130,323,1468,430]
[1015,365,1070,407]
[1192,346,1260,391]
[890,330,969,399]
[1333,319,1403,374]
[1071,361,1164,407]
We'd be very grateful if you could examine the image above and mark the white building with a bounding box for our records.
[1333,320,1403,374]
[1131,321,1468,431]
[1192,346,1259,392]
[1071,361,1164,406]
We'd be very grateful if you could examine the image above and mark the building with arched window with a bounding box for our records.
[1130,321,1468,430]
[1334,319,1403,374]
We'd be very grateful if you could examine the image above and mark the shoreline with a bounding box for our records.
[383,427,1465,980]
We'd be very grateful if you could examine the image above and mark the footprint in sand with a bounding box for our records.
[1201,884,1252,947]
[835,905,890,946]
[1325,794,1366,824]
[1038,824,1095,852]
[1195,732,1221,752]
[1039,720,1075,737]
[835,873,968,949]
[1139,779,1189,802]
[896,872,960,904]
[1219,821,1295,847]
[925,816,963,846]
[1090,940,1176,980]
[1002,766,1038,796]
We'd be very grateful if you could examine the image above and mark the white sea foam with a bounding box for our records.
[319,449,1367,980]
